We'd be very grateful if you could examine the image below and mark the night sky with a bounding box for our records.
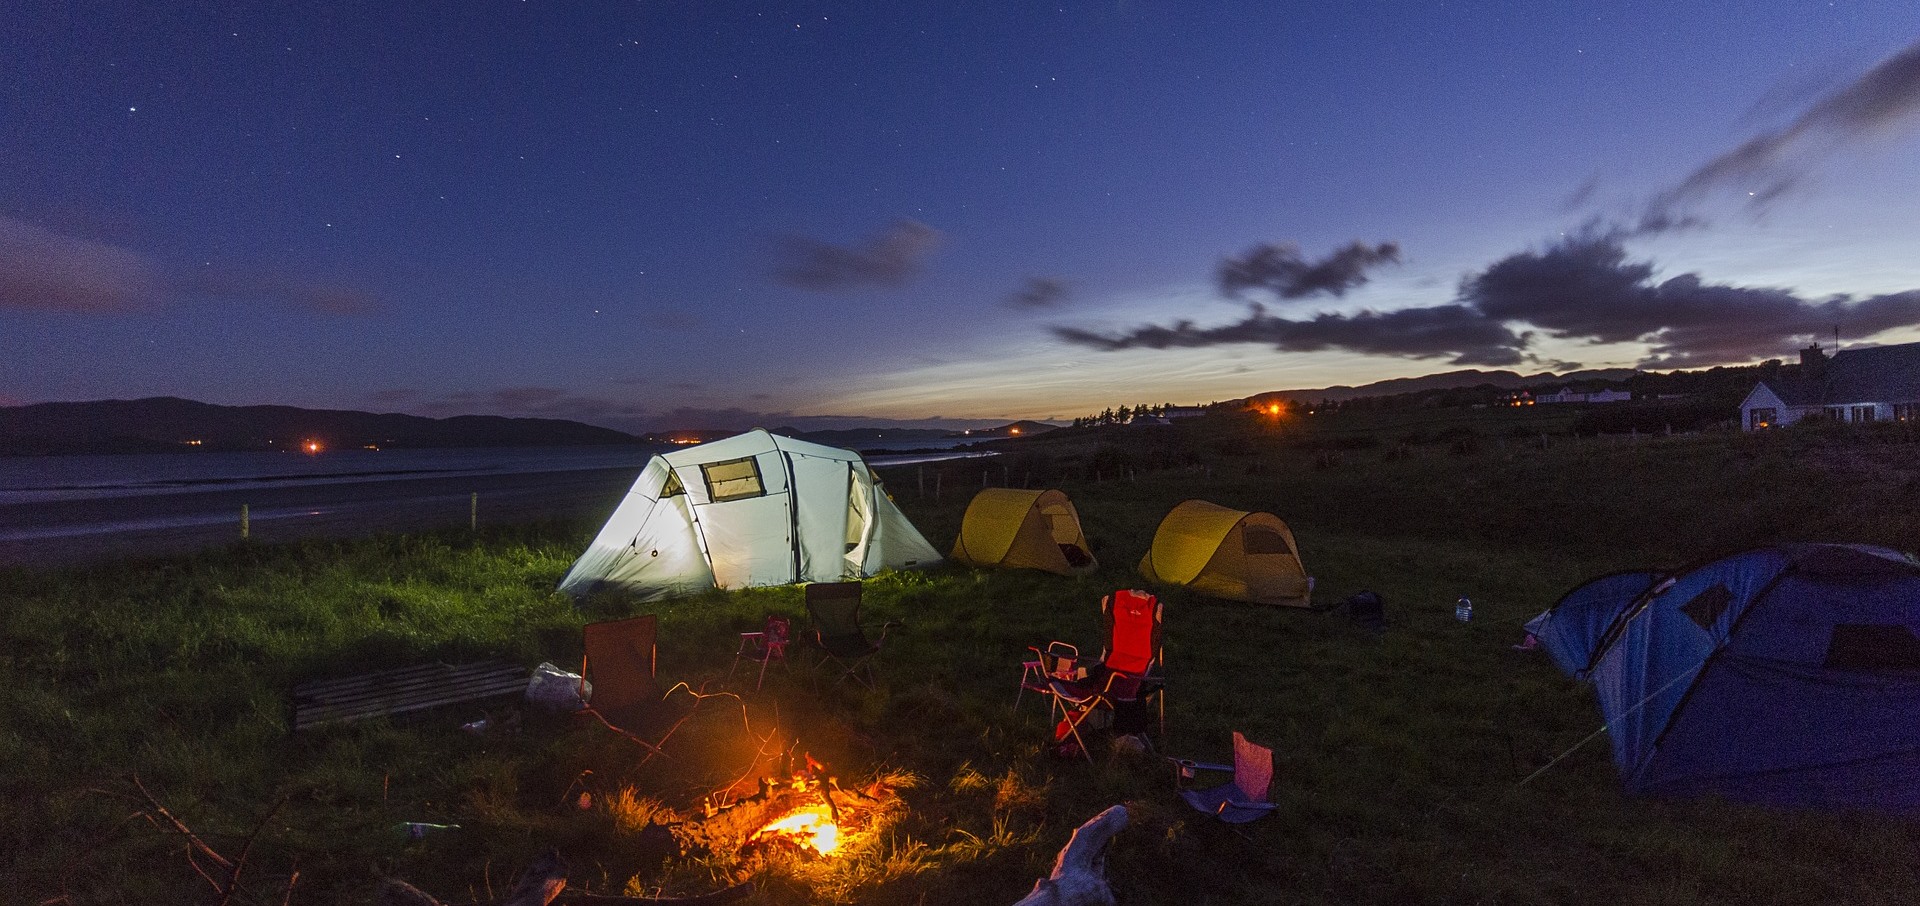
[7,3,1920,432]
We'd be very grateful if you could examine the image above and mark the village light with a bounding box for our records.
[303,439,323,454]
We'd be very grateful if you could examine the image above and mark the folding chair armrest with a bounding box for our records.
[1168,757,1234,775]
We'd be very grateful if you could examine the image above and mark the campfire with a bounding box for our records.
[749,803,842,856]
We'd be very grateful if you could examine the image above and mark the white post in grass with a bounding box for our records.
[470,492,478,532]
[240,504,249,539]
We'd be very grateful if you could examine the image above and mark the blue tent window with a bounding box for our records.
[1679,583,1733,630]
[1824,624,1920,671]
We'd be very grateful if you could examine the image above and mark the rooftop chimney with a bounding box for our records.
[1800,343,1828,370]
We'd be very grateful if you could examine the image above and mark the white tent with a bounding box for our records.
[559,429,942,600]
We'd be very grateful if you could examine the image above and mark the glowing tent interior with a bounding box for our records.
[559,429,941,600]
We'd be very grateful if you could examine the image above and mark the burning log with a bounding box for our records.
[1010,805,1128,906]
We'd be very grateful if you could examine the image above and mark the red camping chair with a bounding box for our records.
[728,614,791,692]
[1035,590,1165,761]
[1169,731,1277,824]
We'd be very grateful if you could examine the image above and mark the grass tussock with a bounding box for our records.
[5,424,1920,903]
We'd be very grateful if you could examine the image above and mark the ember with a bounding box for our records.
[751,804,841,856]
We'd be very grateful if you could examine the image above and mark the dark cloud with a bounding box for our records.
[1650,38,1920,219]
[1058,232,1920,368]
[1217,240,1400,300]
[1053,302,1526,367]
[1007,276,1070,308]
[773,219,943,291]
[0,215,378,315]
[1460,235,1920,368]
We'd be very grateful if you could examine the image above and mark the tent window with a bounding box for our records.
[701,457,765,502]
[1679,583,1733,630]
[1242,526,1292,556]
[1824,624,1920,671]
[660,472,685,498]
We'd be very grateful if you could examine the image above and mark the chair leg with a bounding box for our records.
[755,652,771,692]
[726,649,743,685]
[1056,703,1098,765]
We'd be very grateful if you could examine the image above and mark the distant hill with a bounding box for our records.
[1248,368,1640,406]
[0,397,639,455]
[783,427,956,447]
[957,420,1058,439]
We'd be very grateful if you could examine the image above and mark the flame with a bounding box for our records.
[753,804,841,855]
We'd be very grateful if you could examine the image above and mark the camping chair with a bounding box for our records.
[581,615,682,756]
[804,581,895,688]
[1018,641,1082,711]
[728,613,791,692]
[1034,590,1166,760]
[1169,731,1277,824]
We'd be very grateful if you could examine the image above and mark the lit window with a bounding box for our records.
[1748,407,1776,429]
[701,457,765,502]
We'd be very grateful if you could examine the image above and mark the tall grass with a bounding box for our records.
[5,428,1920,903]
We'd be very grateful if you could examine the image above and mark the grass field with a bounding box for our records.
[6,419,1920,904]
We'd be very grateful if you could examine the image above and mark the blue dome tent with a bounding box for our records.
[1527,544,1920,811]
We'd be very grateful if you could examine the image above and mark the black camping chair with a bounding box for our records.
[804,581,896,688]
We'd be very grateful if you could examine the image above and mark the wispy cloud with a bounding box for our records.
[0,214,378,315]
[0,215,161,313]
[772,219,943,291]
[1007,276,1071,308]
[1646,38,1920,223]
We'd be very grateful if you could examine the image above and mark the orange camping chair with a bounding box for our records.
[581,615,682,755]
[1038,589,1165,761]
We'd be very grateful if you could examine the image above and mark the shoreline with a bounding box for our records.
[0,450,993,570]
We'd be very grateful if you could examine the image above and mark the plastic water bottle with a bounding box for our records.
[1454,596,1473,622]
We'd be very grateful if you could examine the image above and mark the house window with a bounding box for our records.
[700,457,765,502]
[1852,405,1877,423]
[1896,403,1917,423]
[1748,407,1777,429]
[1825,406,1847,422]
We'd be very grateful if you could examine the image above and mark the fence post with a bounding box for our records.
[470,492,478,531]
[934,471,942,501]
[240,504,249,539]
[918,465,925,498]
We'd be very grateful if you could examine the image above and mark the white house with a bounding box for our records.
[1537,388,1631,404]
[1741,342,1920,431]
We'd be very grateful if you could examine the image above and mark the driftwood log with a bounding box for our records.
[1011,805,1128,906]
[378,849,750,906]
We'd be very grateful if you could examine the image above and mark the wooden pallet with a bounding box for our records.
[292,659,527,732]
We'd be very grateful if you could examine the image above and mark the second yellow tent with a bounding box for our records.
[1138,499,1311,606]
[951,488,1099,576]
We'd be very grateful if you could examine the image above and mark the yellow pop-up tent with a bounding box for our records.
[1138,499,1311,606]
[951,488,1098,576]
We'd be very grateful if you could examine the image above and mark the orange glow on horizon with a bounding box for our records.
[303,439,322,454]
